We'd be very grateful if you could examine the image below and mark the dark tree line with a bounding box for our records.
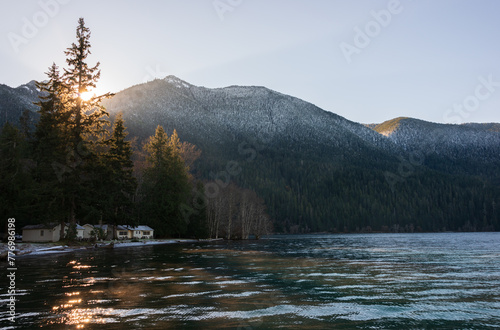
[226,153,500,233]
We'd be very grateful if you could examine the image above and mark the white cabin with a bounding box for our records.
[22,223,61,242]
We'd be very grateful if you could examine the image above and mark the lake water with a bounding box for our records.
[1,233,500,329]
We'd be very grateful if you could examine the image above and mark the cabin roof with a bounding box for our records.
[66,224,85,230]
[116,225,154,231]
[128,225,154,231]
[22,223,59,230]
[91,224,108,230]
[22,223,85,230]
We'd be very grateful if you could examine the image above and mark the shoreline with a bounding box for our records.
[0,238,221,259]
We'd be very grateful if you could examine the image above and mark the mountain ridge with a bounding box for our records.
[372,116,500,161]
[103,76,402,170]
[2,76,499,137]
[1,76,499,232]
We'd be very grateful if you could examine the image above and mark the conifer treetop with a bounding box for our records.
[64,18,100,95]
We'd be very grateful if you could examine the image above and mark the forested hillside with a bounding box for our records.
[102,77,500,233]
[2,73,499,234]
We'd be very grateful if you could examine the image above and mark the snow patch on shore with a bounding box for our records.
[0,239,200,258]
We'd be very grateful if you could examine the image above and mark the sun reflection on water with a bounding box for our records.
[49,260,109,327]
[50,307,111,327]
[51,292,112,327]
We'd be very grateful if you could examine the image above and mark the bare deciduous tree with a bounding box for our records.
[206,182,272,239]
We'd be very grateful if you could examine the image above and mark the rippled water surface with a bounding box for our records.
[1,233,500,329]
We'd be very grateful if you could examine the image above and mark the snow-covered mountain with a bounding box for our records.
[1,76,499,232]
[0,81,40,128]
[103,76,500,171]
[104,76,401,166]
[3,75,498,168]
[370,117,500,178]
[371,117,500,157]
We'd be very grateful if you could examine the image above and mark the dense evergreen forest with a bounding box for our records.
[194,139,499,233]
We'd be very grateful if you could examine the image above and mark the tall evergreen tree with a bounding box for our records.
[31,18,113,240]
[141,125,191,237]
[60,18,113,230]
[100,113,137,231]
[0,123,33,232]
[32,64,71,237]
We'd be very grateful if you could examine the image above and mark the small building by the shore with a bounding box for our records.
[115,225,154,239]
[83,224,94,239]
[115,225,132,239]
[130,225,154,239]
[22,223,61,242]
[22,223,85,242]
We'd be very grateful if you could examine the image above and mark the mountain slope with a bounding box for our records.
[0,81,40,128]
[371,117,500,178]
[372,117,500,155]
[1,76,499,232]
[102,76,499,232]
[104,76,398,161]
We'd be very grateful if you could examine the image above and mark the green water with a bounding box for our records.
[1,233,500,329]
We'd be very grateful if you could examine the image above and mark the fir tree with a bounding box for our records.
[32,64,71,237]
[61,18,113,229]
[0,123,33,232]
[141,125,191,237]
[100,113,137,231]
[31,18,114,239]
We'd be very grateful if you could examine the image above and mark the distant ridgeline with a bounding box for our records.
[2,76,500,233]
[0,81,40,129]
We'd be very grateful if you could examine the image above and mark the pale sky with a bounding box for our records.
[1,0,500,124]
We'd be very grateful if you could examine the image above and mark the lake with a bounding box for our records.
[1,233,500,329]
